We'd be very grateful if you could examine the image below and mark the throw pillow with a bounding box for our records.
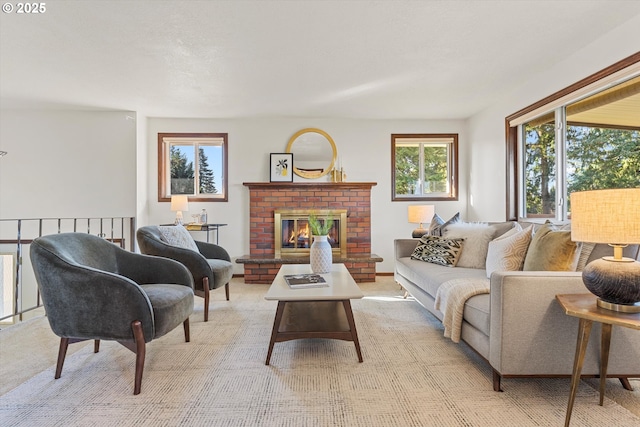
[444,222,496,269]
[485,224,533,278]
[522,223,582,271]
[158,225,199,252]
[428,212,460,237]
[576,242,596,271]
[410,235,464,267]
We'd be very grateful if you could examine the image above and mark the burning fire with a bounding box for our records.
[288,223,309,244]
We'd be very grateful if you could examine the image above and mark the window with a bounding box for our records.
[158,133,228,202]
[392,134,458,201]
[506,53,640,220]
[523,110,639,220]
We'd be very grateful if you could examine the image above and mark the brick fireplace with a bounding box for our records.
[237,182,382,283]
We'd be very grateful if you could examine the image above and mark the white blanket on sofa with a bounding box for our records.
[434,277,490,343]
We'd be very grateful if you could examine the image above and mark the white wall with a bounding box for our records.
[0,109,137,317]
[145,118,469,273]
[467,15,640,222]
[0,110,137,218]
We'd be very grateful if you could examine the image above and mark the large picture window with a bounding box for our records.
[158,133,228,202]
[506,53,640,221]
[392,134,458,201]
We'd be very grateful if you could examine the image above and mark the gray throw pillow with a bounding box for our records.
[158,225,199,252]
[428,212,460,237]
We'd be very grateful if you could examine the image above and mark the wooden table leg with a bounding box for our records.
[599,323,612,406]
[565,318,593,427]
[342,300,363,362]
[265,301,286,365]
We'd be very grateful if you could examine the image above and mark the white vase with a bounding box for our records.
[310,235,332,274]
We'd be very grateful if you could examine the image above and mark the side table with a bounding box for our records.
[185,223,227,244]
[161,223,227,244]
[556,293,640,427]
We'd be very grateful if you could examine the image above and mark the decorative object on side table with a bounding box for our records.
[408,205,435,238]
[170,195,189,225]
[570,188,640,313]
[309,212,333,274]
[270,153,293,182]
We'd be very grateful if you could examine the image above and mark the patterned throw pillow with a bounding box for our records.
[485,224,533,278]
[158,225,199,252]
[428,212,461,237]
[411,235,464,267]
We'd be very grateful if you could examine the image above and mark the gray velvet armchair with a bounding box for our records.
[136,225,234,322]
[30,232,194,395]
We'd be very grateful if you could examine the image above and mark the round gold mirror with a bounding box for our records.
[286,128,337,179]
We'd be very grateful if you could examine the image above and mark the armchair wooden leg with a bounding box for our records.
[203,277,210,322]
[183,318,190,342]
[94,340,100,353]
[131,320,146,395]
[55,338,70,379]
[225,282,230,301]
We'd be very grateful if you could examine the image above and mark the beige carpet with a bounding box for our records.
[1,277,639,426]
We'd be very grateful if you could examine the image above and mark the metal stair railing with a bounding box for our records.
[0,217,136,325]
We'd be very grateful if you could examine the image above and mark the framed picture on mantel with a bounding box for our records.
[270,153,293,182]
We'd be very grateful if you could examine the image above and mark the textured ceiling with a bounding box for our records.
[1,1,639,119]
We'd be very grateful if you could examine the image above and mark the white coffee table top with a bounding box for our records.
[265,264,364,301]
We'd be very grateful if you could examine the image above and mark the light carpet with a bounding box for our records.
[1,278,639,426]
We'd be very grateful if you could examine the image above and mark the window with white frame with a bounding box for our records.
[158,133,228,202]
[392,134,458,201]
[507,64,640,221]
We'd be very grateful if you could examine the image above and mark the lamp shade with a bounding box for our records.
[170,195,189,212]
[570,188,640,244]
[408,205,435,225]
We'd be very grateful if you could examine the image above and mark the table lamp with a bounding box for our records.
[570,188,640,313]
[170,195,189,225]
[408,205,435,238]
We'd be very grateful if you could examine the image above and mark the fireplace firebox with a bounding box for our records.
[274,209,347,257]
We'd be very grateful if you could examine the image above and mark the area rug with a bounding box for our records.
[1,279,639,426]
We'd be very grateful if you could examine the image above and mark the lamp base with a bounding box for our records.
[597,298,640,313]
[174,211,184,225]
[412,228,428,238]
[582,258,640,311]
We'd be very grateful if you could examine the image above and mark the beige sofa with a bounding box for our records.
[394,224,640,392]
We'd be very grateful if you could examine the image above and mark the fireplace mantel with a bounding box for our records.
[239,181,380,283]
[243,182,377,189]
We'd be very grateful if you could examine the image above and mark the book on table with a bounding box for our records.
[284,274,329,289]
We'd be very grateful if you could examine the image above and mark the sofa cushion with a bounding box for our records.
[428,212,460,236]
[491,221,518,238]
[158,225,199,252]
[411,235,464,267]
[485,225,533,278]
[396,256,488,301]
[523,223,581,271]
[444,222,496,269]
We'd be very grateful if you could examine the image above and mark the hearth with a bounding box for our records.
[239,182,382,283]
[274,209,347,257]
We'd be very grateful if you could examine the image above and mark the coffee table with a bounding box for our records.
[264,264,364,365]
